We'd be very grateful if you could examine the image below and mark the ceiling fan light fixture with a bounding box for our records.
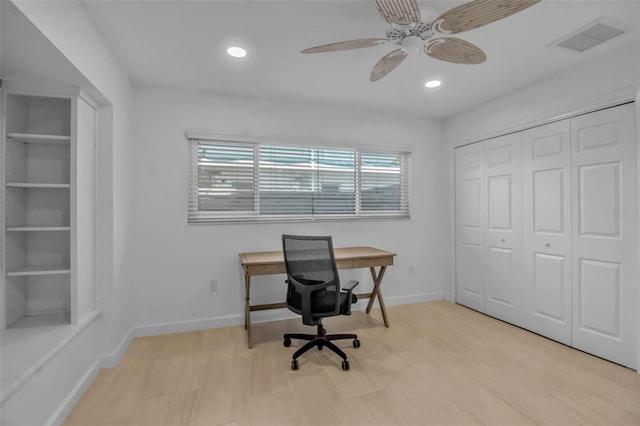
[227,46,247,58]
[402,35,424,50]
[425,80,441,88]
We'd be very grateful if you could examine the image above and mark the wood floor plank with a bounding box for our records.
[190,367,251,426]
[287,367,355,425]
[127,390,199,426]
[347,390,411,425]
[64,301,640,426]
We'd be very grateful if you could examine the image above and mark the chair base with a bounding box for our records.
[284,323,359,370]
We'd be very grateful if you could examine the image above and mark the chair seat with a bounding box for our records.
[288,289,357,316]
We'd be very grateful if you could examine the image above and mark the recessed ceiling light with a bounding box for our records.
[425,80,441,88]
[227,46,247,58]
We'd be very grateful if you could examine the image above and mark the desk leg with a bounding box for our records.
[366,266,390,327]
[244,272,252,348]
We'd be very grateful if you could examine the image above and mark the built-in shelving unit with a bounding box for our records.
[2,87,97,333]
[2,93,74,329]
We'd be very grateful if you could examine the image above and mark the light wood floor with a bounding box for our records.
[64,301,640,426]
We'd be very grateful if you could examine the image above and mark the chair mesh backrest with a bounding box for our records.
[282,235,339,288]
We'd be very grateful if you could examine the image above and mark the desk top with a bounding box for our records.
[239,246,396,266]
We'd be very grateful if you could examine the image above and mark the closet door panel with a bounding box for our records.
[523,121,572,345]
[571,103,637,368]
[455,143,484,311]
[533,168,566,234]
[532,253,567,322]
[483,134,523,325]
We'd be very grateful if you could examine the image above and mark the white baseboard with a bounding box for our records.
[98,328,134,369]
[383,292,445,306]
[47,360,101,426]
[133,312,243,338]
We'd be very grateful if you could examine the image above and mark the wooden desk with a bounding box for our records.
[239,247,396,348]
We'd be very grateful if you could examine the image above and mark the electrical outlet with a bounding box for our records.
[209,280,218,292]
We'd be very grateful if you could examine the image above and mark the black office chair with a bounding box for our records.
[282,234,360,371]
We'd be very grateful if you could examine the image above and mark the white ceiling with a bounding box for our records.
[1,1,93,91]
[7,1,640,118]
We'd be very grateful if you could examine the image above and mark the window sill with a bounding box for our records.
[0,310,100,402]
[188,214,411,225]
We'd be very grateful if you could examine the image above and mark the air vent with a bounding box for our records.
[549,18,625,52]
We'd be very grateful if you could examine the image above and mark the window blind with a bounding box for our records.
[259,145,314,215]
[188,137,410,223]
[360,152,408,214]
[189,142,256,216]
[314,148,356,215]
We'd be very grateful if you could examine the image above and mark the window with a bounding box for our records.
[187,134,410,223]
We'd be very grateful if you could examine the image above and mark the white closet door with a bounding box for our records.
[483,133,523,325]
[455,143,485,312]
[571,103,637,368]
[523,120,572,345]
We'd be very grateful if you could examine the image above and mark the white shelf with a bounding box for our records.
[7,312,71,329]
[6,183,70,189]
[6,226,70,232]
[7,133,70,145]
[6,265,71,277]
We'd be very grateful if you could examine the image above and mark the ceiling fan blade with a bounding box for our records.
[433,0,541,34]
[425,38,486,64]
[301,38,387,53]
[370,49,407,81]
[374,0,421,25]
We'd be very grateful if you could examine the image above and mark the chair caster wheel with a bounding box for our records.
[291,360,299,370]
[283,338,291,347]
[341,360,350,370]
[353,339,361,348]
[318,344,323,351]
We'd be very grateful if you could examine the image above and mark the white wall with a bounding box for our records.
[444,42,639,145]
[128,86,449,328]
[2,1,133,425]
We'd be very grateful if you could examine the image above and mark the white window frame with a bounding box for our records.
[187,131,411,223]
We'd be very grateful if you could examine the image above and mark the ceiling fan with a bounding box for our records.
[301,0,541,81]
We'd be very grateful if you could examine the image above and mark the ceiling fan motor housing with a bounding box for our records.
[387,21,434,46]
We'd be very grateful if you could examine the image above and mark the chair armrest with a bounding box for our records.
[342,280,359,292]
[341,280,359,315]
